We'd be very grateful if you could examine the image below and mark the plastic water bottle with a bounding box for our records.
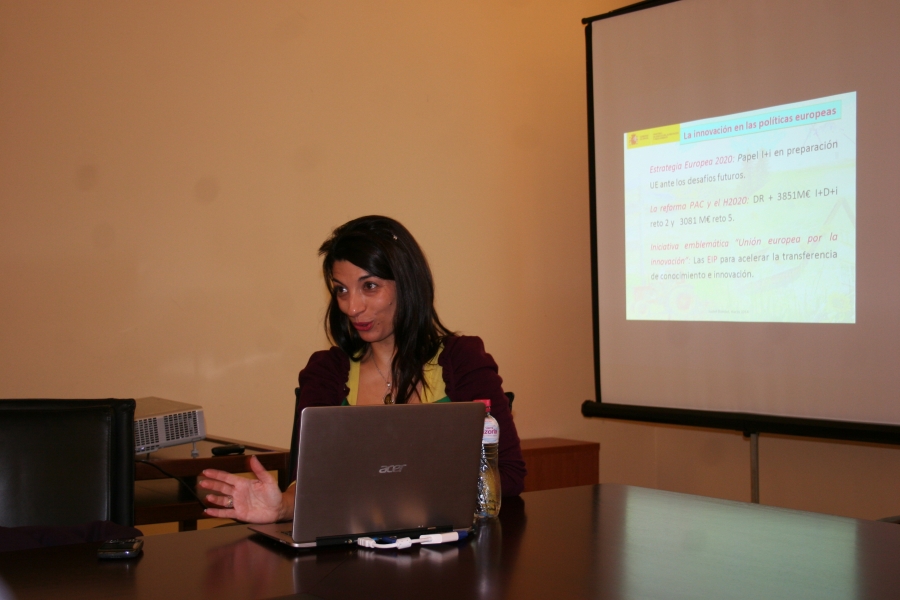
[474,399,501,518]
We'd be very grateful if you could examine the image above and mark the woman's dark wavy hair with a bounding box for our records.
[318,215,453,404]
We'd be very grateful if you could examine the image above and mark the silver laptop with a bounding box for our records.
[249,402,485,548]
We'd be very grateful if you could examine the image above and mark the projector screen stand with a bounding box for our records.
[747,431,760,504]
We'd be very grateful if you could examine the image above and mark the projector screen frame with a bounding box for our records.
[580,0,900,446]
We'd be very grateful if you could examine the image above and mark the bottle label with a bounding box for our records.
[482,422,499,444]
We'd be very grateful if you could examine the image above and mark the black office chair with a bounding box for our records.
[0,399,136,528]
[286,388,517,489]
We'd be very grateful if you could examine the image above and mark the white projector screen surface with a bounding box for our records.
[589,0,900,425]
[625,92,856,323]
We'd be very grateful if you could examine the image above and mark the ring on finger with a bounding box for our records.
[224,495,234,509]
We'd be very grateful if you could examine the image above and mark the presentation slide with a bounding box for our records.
[624,92,856,323]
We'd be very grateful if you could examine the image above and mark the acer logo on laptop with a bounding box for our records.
[379,464,407,474]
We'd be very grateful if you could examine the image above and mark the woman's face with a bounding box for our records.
[331,260,398,347]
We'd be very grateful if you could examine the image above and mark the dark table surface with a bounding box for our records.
[3,484,900,600]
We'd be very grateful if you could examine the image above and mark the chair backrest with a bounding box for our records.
[289,388,303,488]
[0,399,135,527]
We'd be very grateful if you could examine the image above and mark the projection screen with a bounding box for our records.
[582,0,900,441]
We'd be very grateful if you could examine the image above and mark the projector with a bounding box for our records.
[134,397,206,454]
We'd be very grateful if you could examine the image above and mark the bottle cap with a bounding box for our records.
[473,399,491,411]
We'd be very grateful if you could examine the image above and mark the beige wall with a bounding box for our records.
[2,0,897,521]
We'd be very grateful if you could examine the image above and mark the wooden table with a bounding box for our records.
[5,484,900,599]
[519,437,599,492]
[134,437,598,530]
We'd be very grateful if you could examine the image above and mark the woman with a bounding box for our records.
[201,216,525,523]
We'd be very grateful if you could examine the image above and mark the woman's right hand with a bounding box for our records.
[199,455,294,524]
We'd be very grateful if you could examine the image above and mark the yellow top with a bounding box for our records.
[345,346,448,405]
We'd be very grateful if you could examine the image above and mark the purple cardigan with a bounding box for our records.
[296,335,526,496]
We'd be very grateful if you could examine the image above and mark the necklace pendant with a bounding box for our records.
[383,393,394,405]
